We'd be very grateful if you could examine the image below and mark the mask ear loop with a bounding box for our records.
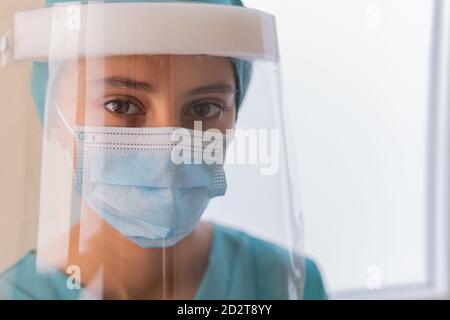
[55,102,75,135]
[55,102,76,174]
[46,58,76,171]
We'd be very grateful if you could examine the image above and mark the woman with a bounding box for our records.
[0,0,327,300]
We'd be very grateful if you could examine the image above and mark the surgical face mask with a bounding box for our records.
[73,126,227,248]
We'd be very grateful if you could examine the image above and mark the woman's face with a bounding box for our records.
[52,55,237,133]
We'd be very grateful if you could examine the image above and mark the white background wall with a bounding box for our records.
[245,0,435,297]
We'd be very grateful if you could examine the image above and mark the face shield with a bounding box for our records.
[0,1,305,300]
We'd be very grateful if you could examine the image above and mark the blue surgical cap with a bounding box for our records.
[30,0,252,124]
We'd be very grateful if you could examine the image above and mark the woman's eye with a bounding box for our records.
[187,102,223,119]
[105,99,144,116]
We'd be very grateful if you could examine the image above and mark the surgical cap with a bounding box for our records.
[30,0,253,123]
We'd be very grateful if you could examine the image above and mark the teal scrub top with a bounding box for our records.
[0,224,328,300]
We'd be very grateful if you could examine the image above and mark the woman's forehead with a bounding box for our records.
[59,55,235,86]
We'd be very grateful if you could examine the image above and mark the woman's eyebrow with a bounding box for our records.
[186,83,237,97]
[89,76,153,92]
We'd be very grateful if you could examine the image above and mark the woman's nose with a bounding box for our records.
[144,98,183,128]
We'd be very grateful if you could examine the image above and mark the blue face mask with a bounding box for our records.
[73,126,227,248]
